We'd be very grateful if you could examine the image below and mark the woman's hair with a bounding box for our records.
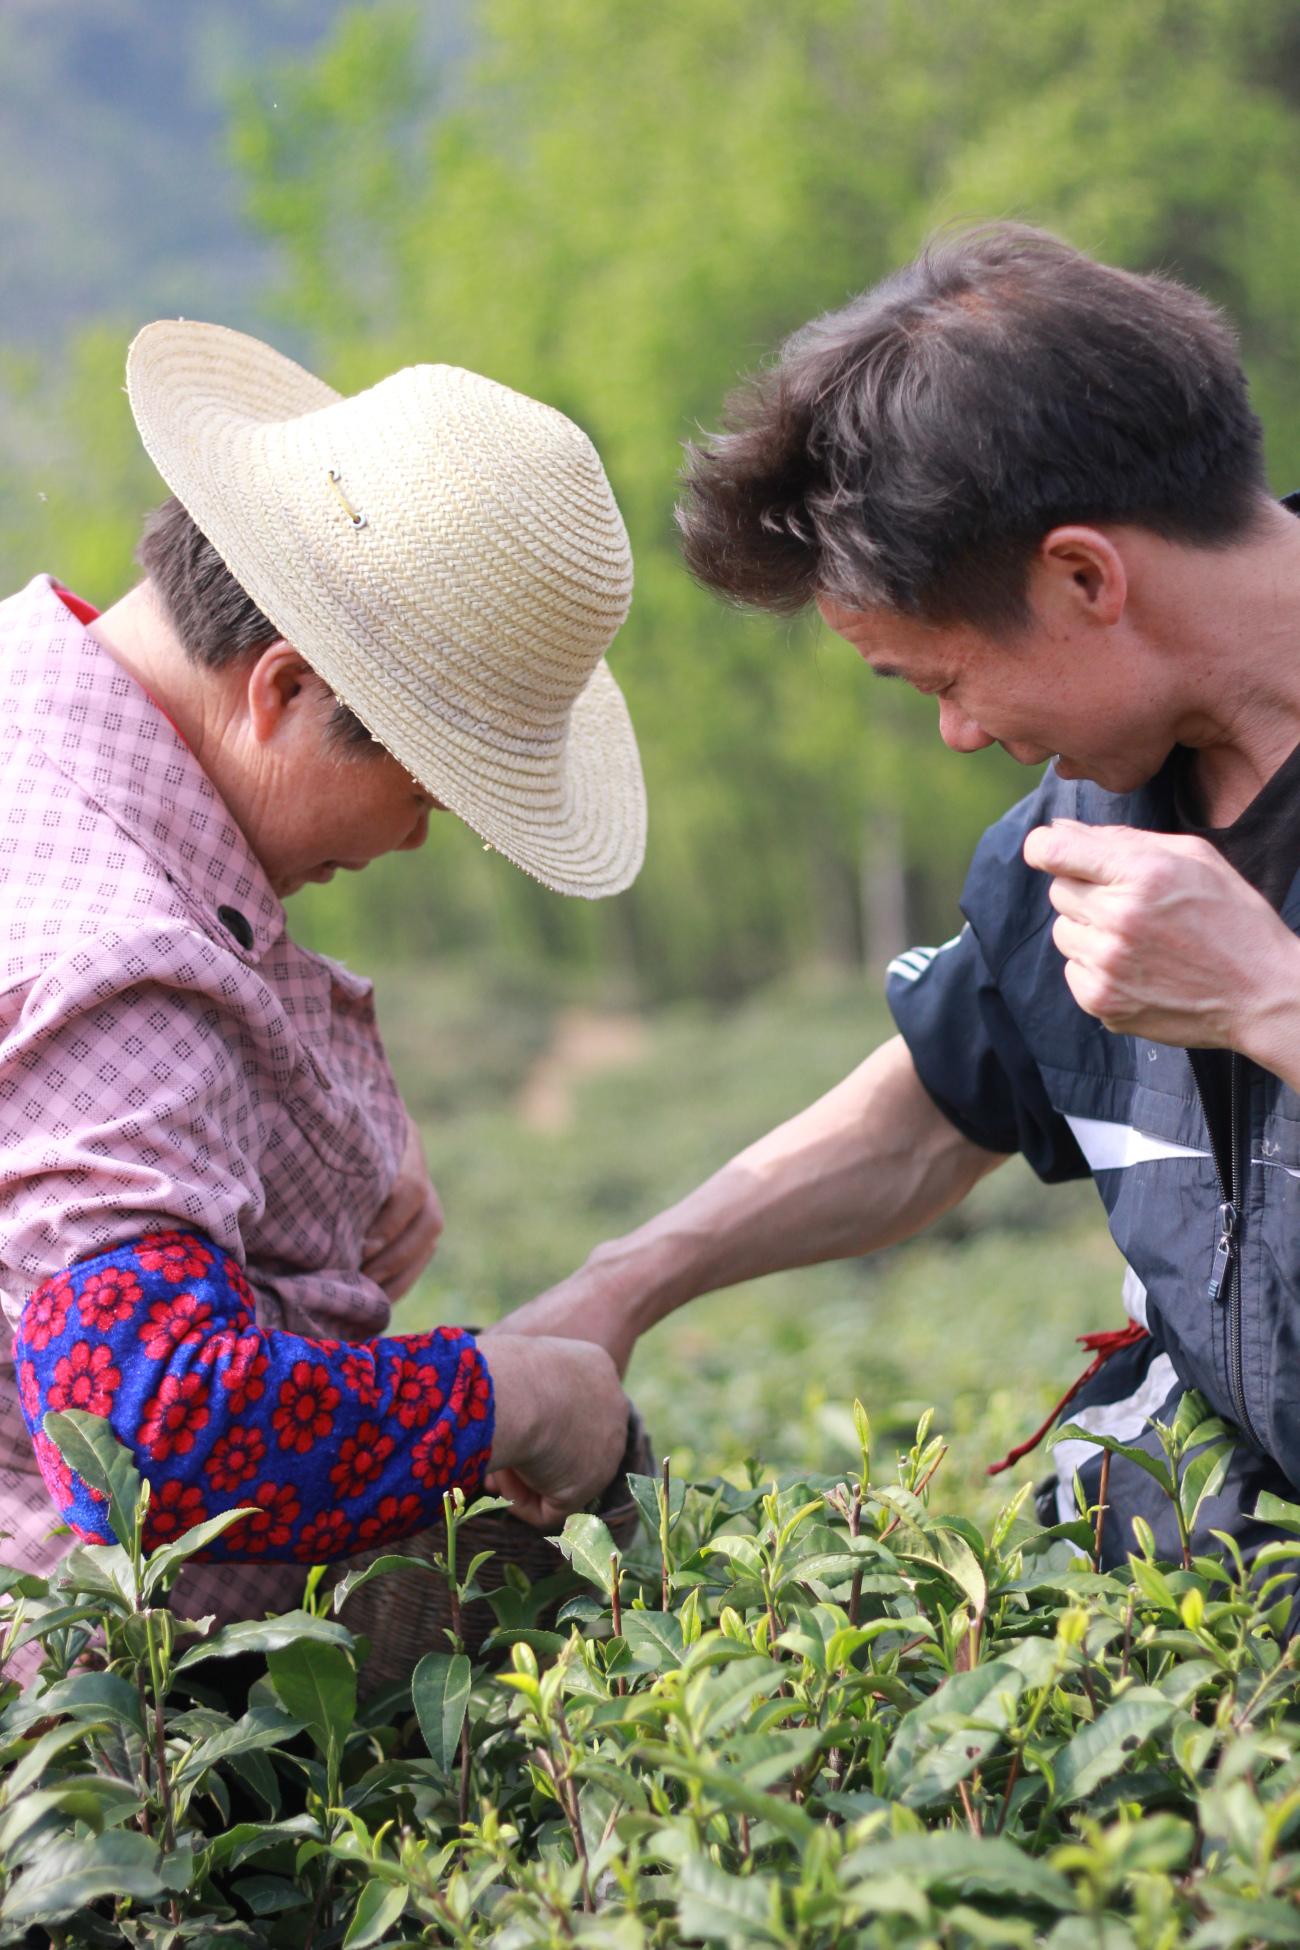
[136,496,374,748]
[677,222,1268,632]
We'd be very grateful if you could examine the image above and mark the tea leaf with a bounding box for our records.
[622,1608,685,1669]
[1179,1439,1234,1530]
[173,1610,354,1669]
[554,1512,620,1593]
[677,1855,786,1944]
[42,1410,143,1550]
[0,1830,165,1926]
[1051,1689,1177,1804]
[267,1640,356,1763]
[142,1505,261,1596]
[344,1876,408,1947]
[176,1706,304,1787]
[329,1553,438,1612]
[412,1650,472,1771]
[842,1833,1075,1908]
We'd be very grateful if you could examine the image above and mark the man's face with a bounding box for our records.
[817,594,1174,794]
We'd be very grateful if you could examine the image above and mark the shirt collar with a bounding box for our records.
[4,575,286,962]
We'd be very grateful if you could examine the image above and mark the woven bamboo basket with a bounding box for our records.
[338,1404,654,1691]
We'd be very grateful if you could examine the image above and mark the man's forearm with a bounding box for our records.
[582,1034,1006,1337]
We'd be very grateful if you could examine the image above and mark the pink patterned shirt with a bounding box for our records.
[0,575,417,1648]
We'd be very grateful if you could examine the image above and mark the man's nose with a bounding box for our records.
[937,697,995,754]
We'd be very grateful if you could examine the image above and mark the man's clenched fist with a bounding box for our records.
[1023,819,1300,1073]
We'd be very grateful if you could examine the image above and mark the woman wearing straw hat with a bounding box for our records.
[2,322,643,1673]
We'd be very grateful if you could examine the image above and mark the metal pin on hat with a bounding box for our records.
[327,467,367,528]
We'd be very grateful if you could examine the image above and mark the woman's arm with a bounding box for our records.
[18,1231,627,1554]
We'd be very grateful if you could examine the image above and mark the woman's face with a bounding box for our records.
[228,648,445,898]
[268,738,440,898]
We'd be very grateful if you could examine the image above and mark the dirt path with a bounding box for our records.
[516,1007,648,1133]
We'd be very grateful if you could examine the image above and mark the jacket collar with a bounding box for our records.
[2,575,286,963]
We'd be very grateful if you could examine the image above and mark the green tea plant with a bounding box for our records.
[3,1400,1300,1947]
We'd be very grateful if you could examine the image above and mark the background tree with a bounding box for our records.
[4,0,1300,997]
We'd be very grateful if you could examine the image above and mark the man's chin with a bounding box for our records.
[1000,742,1057,769]
[1051,753,1162,792]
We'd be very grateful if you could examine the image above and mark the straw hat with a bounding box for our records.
[125,321,646,898]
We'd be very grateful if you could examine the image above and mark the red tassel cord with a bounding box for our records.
[986,1321,1150,1477]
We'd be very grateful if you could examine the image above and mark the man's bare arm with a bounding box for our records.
[487,1034,1006,1372]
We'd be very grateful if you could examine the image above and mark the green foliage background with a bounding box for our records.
[4,11,1300,1938]
[6,0,1300,997]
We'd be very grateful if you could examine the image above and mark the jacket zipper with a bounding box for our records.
[1196,1052,1259,1443]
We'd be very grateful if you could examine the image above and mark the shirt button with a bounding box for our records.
[217,905,255,950]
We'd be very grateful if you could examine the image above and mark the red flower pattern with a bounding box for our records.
[448,1348,491,1427]
[18,1361,40,1422]
[33,1429,74,1505]
[139,1371,210,1460]
[206,1424,267,1492]
[358,1492,423,1544]
[340,1348,382,1405]
[22,1276,73,1351]
[47,1341,120,1416]
[412,1419,457,1487]
[221,1256,255,1309]
[143,1479,207,1548]
[273,1361,341,1454]
[294,1508,353,1561]
[78,1264,143,1330]
[25,1228,490,1566]
[216,1334,270,1412]
[329,1421,394,1498]
[139,1291,218,1361]
[224,1481,300,1554]
[134,1232,213,1282]
[389,1355,445,1430]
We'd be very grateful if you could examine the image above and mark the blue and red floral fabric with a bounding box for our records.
[15,1230,494,1559]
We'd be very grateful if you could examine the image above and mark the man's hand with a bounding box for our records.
[1023,819,1300,1068]
[362,1112,444,1303]
[480,1334,629,1529]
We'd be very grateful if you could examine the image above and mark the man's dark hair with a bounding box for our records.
[136,496,375,749]
[678,223,1269,631]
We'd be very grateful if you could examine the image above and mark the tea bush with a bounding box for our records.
[4,1401,1300,1948]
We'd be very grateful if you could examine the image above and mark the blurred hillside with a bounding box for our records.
[3,0,1300,1002]
[0,0,352,345]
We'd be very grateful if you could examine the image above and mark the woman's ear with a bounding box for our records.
[245,641,317,745]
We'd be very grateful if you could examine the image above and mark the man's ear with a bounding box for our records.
[1032,526,1128,628]
[245,641,317,745]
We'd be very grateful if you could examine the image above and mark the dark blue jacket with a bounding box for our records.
[887,755,1300,1534]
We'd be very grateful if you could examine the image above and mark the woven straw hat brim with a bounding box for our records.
[125,321,646,898]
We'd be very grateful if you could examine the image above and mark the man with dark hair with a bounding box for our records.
[494,224,1300,1576]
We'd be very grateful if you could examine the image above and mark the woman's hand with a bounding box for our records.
[482,1333,630,1529]
[362,1111,444,1302]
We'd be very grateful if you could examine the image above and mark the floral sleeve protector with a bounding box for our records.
[15,1231,494,1560]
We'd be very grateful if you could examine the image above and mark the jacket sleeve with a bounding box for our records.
[15,1231,494,1560]
[887,920,1088,1184]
